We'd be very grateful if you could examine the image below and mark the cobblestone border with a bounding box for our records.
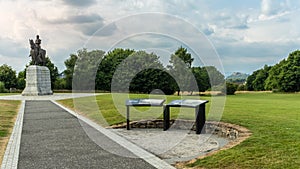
[110,120,251,141]
[1,100,25,169]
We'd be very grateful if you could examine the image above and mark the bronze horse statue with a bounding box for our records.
[29,36,46,66]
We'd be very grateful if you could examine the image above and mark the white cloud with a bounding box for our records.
[259,0,291,20]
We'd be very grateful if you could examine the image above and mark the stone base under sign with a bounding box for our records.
[22,65,53,96]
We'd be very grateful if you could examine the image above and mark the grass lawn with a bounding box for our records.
[58,93,207,126]
[0,99,21,165]
[0,93,19,96]
[58,93,300,168]
[189,93,300,169]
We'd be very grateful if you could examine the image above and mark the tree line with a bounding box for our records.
[246,50,300,92]
[2,48,298,94]
[0,47,225,94]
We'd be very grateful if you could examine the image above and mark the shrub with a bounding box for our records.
[0,81,8,93]
[223,82,238,95]
[237,84,247,91]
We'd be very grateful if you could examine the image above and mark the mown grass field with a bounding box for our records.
[0,99,20,165]
[58,93,207,126]
[58,93,300,168]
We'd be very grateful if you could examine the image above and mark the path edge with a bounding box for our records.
[1,100,25,169]
[52,100,175,169]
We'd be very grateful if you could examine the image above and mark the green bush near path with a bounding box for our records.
[58,93,300,168]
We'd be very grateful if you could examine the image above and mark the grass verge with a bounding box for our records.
[0,93,19,96]
[0,100,21,166]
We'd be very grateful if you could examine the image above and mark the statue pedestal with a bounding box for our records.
[22,65,53,96]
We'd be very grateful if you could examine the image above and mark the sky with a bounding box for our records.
[1,0,300,76]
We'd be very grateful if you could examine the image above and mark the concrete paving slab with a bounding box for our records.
[111,128,228,164]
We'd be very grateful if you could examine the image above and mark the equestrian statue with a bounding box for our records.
[29,35,46,65]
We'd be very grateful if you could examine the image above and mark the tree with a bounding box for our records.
[224,82,238,95]
[0,64,17,89]
[246,70,258,91]
[72,49,105,91]
[96,48,135,91]
[54,78,66,90]
[173,46,194,68]
[265,51,300,92]
[247,50,300,92]
[45,57,59,89]
[17,70,26,89]
[191,67,210,92]
[0,81,8,93]
[204,66,225,87]
[168,47,196,95]
[64,54,78,90]
[246,65,270,91]
[112,51,176,94]
[130,68,177,95]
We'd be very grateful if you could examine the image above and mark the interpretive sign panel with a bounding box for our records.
[126,99,165,130]
[167,99,208,108]
[164,99,209,134]
[126,99,165,106]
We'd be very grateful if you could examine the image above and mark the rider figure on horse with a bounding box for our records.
[29,35,46,66]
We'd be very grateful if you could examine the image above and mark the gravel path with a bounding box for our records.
[111,129,228,164]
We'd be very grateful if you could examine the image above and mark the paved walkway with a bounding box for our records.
[19,100,156,169]
[1,94,175,169]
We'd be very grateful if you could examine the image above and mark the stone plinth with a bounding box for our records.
[22,65,53,96]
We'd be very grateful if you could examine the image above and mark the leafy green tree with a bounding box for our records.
[168,47,196,95]
[130,69,177,95]
[112,51,175,93]
[54,78,67,90]
[223,82,238,95]
[0,64,17,89]
[72,49,105,91]
[191,67,210,92]
[246,65,270,91]
[237,84,247,91]
[204,66,225,87]
[265,51,300,92]
[246,70,258,91]
[96,48,135,91]
[0,81,8,93]
[45,57,59,89]
[248,50,300,92]
[173,46,194,68]
[64,54,78,90]
[16,70,26,89]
